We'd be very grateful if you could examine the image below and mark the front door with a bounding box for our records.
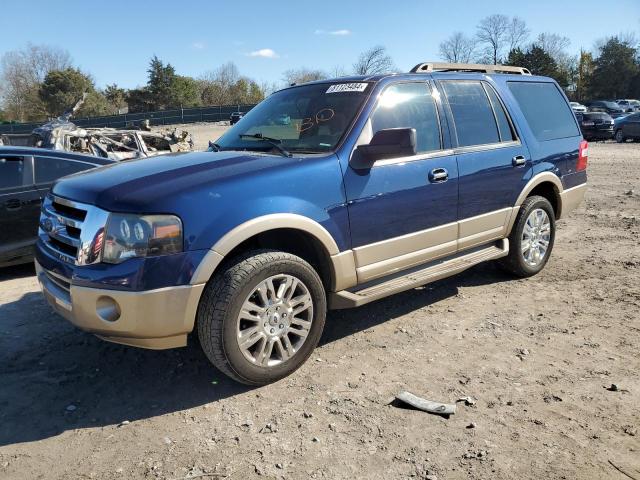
[437,79,530,250]
[344,81,459,283]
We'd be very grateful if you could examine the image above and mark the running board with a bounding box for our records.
[329,239,509,309]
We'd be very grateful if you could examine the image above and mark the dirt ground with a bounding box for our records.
[0,141,638,480]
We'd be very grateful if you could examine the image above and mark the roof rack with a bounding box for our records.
[410,62,531,75]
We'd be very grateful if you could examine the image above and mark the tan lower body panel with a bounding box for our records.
[352,209,513,283]
[36,260,205,350]
[559,183,587,218]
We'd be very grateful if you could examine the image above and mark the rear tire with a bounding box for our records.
[615,129,625,143]
[197,250,326,385]
[500,196,556,278]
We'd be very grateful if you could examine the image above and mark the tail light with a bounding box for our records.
[577,140,588,171]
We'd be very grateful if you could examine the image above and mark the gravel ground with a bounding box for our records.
[0,142,638,480]
[152,122,230,151]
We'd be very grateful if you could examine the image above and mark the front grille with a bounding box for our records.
[39,195,110,265]
[44,270,71,294]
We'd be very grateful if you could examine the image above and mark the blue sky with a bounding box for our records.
[1,0,638,89]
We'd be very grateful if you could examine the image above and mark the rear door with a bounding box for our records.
[0,155,37,264]
[625,113,640,137]
[437,79,530,251]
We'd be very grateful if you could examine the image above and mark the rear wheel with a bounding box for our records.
[615,129,626,143]
[500,196,556,278]
[197,250,326,385]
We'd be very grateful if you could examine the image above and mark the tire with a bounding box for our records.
[500,196,556,278]
[615,129,625,143]
[197,250,326,385]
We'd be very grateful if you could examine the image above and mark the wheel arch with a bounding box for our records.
[507,173,564,235]
[190,214,357,292]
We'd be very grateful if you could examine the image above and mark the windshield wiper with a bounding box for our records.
[239,133,292,157]
[208,141,222,152]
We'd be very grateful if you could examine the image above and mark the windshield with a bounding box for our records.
[216,82,371,154]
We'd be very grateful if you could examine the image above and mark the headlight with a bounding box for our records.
[102,213,183,264]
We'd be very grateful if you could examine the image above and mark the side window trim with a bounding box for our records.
[480,82,519,143]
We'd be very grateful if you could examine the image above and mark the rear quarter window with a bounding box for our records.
[508,82,579,141]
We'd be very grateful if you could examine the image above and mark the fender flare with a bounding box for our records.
[190,214,357,290]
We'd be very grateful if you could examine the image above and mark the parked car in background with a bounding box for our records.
[615,99,640,113]
[613,112,640,142]
[0,147,113,267]
[230,112,245,125]
[586,101,625,118]
[576,112,614,141]
[34,63,587,385]
[570,102,587,113]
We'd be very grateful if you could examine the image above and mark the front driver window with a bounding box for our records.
[370,83,442,153]
[0,157,24,190]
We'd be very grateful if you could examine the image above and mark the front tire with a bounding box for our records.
[500,196,556,278]
[197,250,326,385]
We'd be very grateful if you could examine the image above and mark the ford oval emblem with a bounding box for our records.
[42,218,54,233]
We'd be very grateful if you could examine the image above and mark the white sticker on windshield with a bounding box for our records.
[326,83,368,94]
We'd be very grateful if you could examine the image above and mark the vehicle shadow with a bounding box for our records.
[0,261,511,447]
[0,262,35,281]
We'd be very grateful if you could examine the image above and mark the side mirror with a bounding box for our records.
[352,128,417,169]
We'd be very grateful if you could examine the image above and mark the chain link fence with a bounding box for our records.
[0,104,258,134]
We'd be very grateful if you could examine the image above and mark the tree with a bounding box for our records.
[0,43,72,121]
[104,84,127,114]
[198,62,264,105]
[282,68,328,85]
[506,17,530,53]
[147,55,177,110]
[476,14,510,64]
[589,37,638,99]
[507,45,569,87]
[439,32,476,63]
[170,75,201,108]
[574,50,594,101]
[38,68,109,117]
[353,46,395,75]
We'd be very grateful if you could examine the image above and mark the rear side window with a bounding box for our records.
[508,82,579,141]
[371,82,441,153]
[35,157,94,184]
[441,81,501,147]
[0,157,24,190]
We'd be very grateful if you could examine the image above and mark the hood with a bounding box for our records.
[52,150,304,212]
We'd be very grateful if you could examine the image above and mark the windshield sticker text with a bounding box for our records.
[326,83,368,94]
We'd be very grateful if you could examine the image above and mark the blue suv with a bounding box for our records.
[35,62,588,385]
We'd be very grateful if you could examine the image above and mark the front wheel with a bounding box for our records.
[500,196,556,278]
[197,250,326,385]
[615,129,625,143]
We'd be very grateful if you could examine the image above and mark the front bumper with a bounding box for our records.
[35,260,205,349]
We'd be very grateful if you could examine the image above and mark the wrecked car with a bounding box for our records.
[3,96,194,160]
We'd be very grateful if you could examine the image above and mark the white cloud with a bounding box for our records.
[192,41,205,50]
[314,29,352,36]
[248,48,279,58]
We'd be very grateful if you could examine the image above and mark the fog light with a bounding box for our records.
[96,296,121,322]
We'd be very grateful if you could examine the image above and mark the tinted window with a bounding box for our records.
[370,82,441,153]
[0,157,24,190]
[509,82,580,141]
[485,85,516,142]
[442,81,500,147]
[35,157,94,184]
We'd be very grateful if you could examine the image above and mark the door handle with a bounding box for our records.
[5,199,21,211]
[429,168,448,183]
[512,155,527,167]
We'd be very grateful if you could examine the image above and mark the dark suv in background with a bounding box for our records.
[576,112,614,141]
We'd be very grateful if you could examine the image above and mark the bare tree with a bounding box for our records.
[282,68,327,85]
[507,17,530,52]
[439,32,477,63]
[476,14,510,64]
[536,33,571,62]
[330,65,349,78]
[0,43,72,121]
[353,46,395,75]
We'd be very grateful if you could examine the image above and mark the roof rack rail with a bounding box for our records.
[410,62,531,75]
